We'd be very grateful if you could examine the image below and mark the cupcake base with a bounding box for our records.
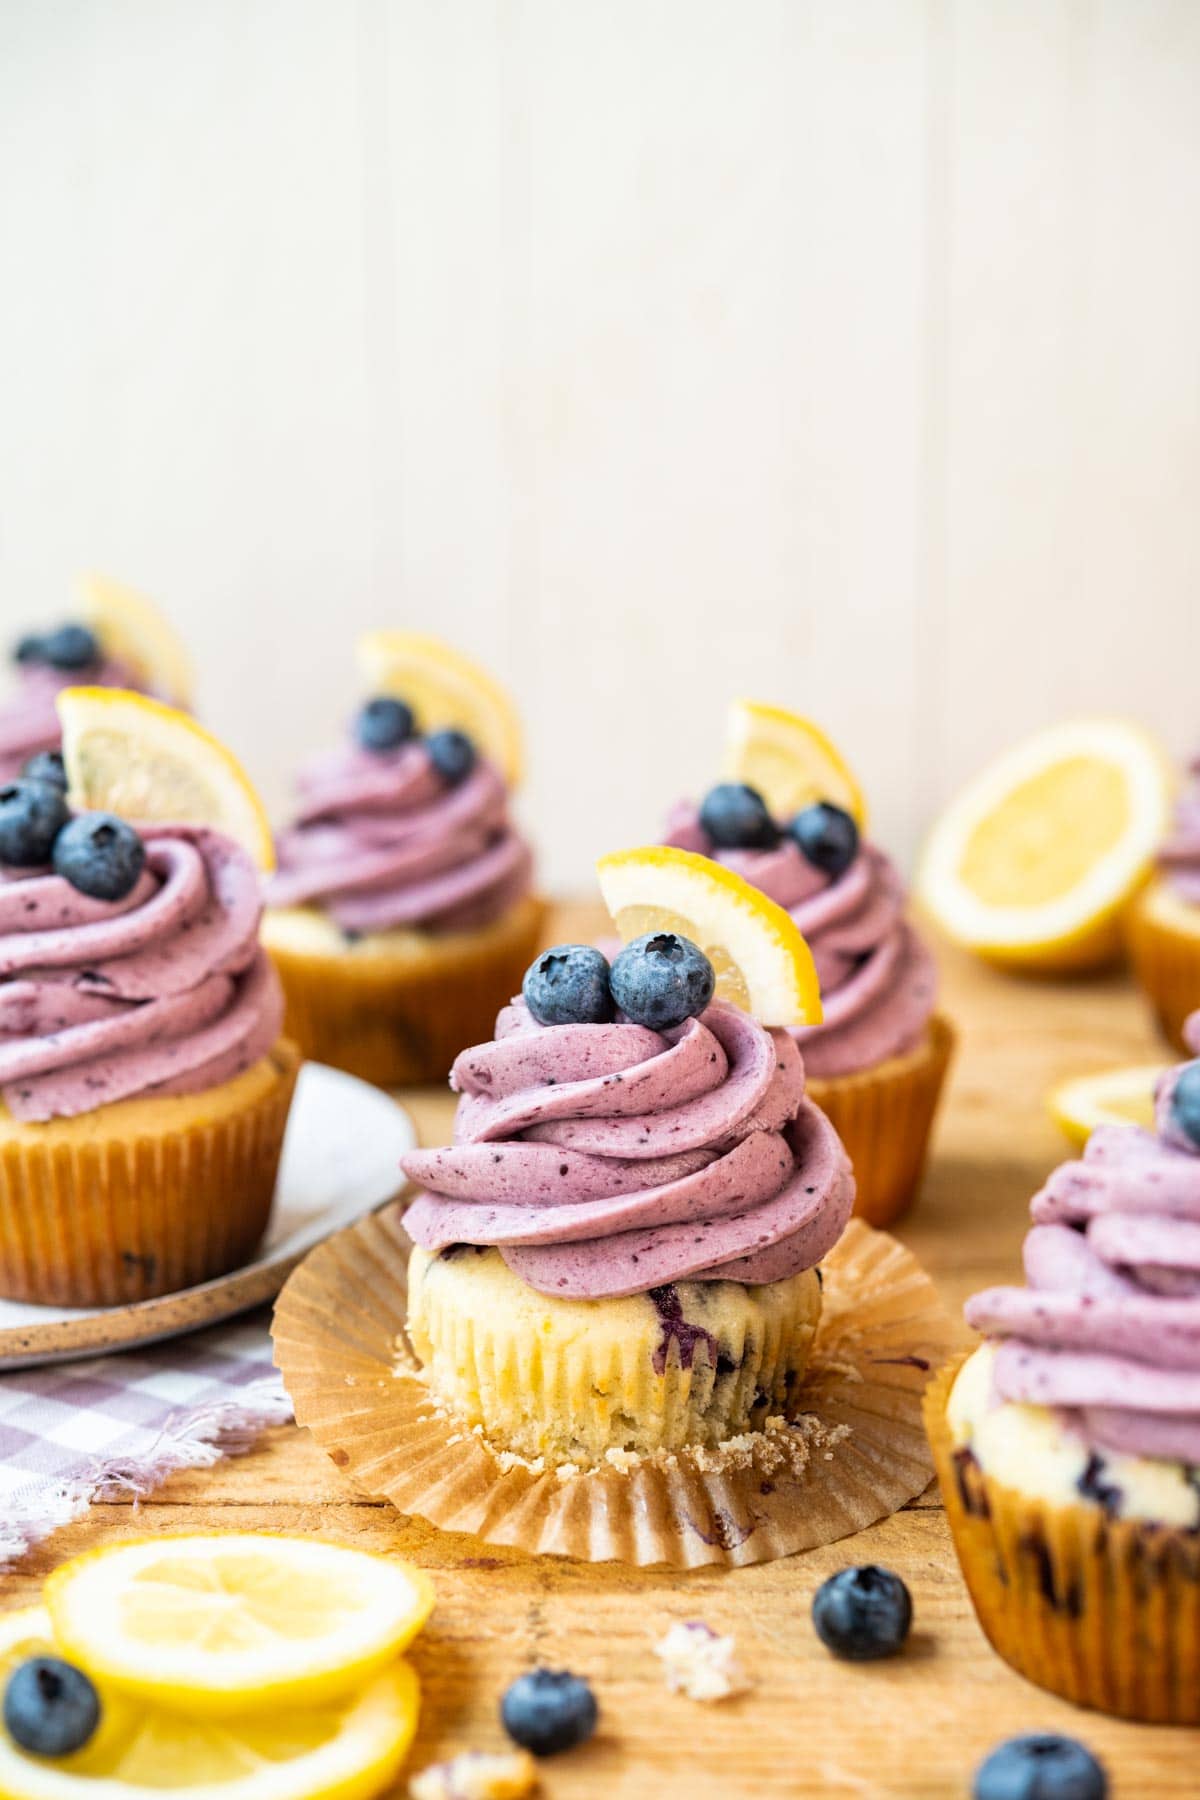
[407,1244,823,1464]
[263,894,547,1088]
[1126,878,1200,1054]
[926,1357,1200,1723]
[0,1041,301,1307]
[805,1014,954,1229]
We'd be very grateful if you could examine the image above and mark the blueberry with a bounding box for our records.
[609,932,715,1030]
[523,945,614,1026]
[0,779,70,866]
[52,813,145,901]
[1171,1060,1200,1149]
[789,801,860,878]
[973,1734,1108,1800]
[40,623,99,671]
[4,1657,101,1758]
[21,750,68,792]
[698,782,779,850]
[12,633,45,665]
[355,696,416,753]
[500,1668,598,1758]
[811,1565,912,1661]
[426,728,477,787]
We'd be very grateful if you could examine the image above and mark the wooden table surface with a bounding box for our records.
[6,913,1200,1797]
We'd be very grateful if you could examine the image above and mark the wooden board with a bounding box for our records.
[3,910,1197,1796]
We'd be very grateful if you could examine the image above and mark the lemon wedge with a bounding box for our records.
[0,1608,420,1800]
[1048,1064,1166,1150]
[596,845,822,1026]
[357,632,522,787]
[916,718,1173,972]
[44,1536,434,1717]
[57,690,275,873]
[721,699,867,827]
[78,574,193,708]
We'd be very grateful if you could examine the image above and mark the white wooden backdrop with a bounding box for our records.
[1,0,1198,891]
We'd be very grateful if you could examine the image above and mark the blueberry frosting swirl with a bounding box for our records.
[0,658,139,784]
[402,998,854,1299]
[1159,755,1200,905]
[268,739,532,934]
[966,1016,1200,1464]
[664,801,936,1078]
[0,827,283,1122]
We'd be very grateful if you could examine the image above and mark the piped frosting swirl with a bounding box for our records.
[1159,756,1200,905]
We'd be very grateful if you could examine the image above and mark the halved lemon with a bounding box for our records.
[44,1536,434,1717]
[722,699,867,828]
[596,845,822,1027]
[356,632,522,787]
[57,691,274,872]
[78,574,193,708]
[916,718,1173,972]
[0,1608,419,1800]
[1048,1064,1166,1150]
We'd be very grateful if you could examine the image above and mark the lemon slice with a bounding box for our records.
[78,574,194,708]
[44,1536,435,1717]
[596,845,822,1026]
[916,718,1173,972]
[57,690,275,873]
[356,632,522,787]
[1048,1064,1166,1150]
[721,700,867,828]
[0,1608,419,1800]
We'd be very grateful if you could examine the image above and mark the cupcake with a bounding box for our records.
[264,635,543,1088]
[1128,751,1200,1051]
[400,850,854,1466]
[0,689,298,1306]
[663,702,952,1227]
[927,1016,1200,1722]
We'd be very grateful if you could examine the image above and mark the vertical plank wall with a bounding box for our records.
[0,0,1197,889]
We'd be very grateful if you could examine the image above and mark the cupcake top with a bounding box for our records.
[0,624,141,783]
[1159,755,1200,905]
[402,936,855,1300]
[267,698,533,935]
[664,787,936,1078]
[965,1014,1200,1467]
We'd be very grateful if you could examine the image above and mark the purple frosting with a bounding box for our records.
[1160,754,1200,905]
[966,1013,1200,1464]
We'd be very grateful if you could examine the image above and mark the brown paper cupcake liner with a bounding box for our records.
[0,1041,301,1307]
[268,895,547,1088]
[926,1357,1200,1723]
[273,1210,958,1569]
[1126,890,1200,1054]
[806,1014,955,1229]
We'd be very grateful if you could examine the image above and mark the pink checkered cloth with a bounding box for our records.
[0,1315,291,1567]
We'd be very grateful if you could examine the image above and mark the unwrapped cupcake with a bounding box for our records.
[264,633,544,1088]
[0,687,298,1306]
[1128,747,1200,1052]
[927,1016,1200,1722]
[663,700,952,1227]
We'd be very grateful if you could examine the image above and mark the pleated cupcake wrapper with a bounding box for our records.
[273,1211,959,1569]
[806,1014,955,1230]
[926,1358,1200,1724]
[0,1042,301,1308]
[1126,895,1200,1055]
[269,895,547,1088]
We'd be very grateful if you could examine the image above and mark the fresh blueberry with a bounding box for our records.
[0,779,70,867]
[40,623,99,670]
[811,1565,912,1661]
[355,696,416,753]
[523,945,614,1026]
[52,812,145,901]
[500,1668,598,1758]
[609,932,715,1030]
[427,728,477,787]
[20,750,68,792]
[3,1657,101,1758]
[973,1734,1108,1800]
[698,782,779,850]
[1171,1060,1200,1149]
[12,633,45,665]
[789,801,860,878]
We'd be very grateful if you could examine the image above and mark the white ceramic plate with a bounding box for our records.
[0,1063,415,1370]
